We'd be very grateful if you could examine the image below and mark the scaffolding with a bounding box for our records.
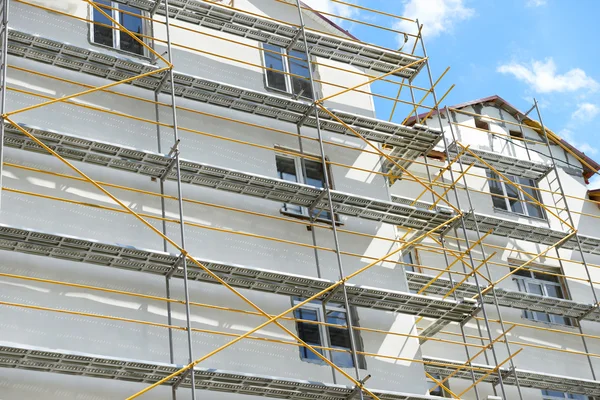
[0,0,600,399]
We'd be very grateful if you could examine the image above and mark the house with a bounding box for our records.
[0,0,599,399]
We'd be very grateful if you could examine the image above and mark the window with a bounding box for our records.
[542,390,590,399]
[474,116,490,130]
[428,374,451,397]
[402,250,418,272]
[512,267,573,326]
[509,129,524,139]
[263,44,314,99]
[293,299,365,369]
[91,1,145,56]
[275,154,332,220]
[486,170,544,219]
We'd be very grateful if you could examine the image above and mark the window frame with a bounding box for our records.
[511,266,575,327]
[402,249,420,273]
[260,43,316,100]
[541,389,590,399]
[275,151,336,222]
[486,170,546,220]
[89,1,149,57]
[293,298,366,369]
[427,374,452,398]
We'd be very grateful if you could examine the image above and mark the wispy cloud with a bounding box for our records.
[301,0,359,27]
[572,103,600,121]
[560,129,598,156]
[497,58,599,93]
[526,0,547,7]
[394,0,475,44]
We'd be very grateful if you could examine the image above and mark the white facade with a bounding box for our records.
[1,1,600,400]
[391,102,600,399]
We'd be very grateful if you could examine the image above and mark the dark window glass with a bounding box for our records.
[264,44,287,92]
[518,177,544,218]
[487,170,508,210]
[304,160,330,220]
[93,0,114,47]
[294,308,323,362]
[505,175,525,214]
[119,5,144,55]
[403,251,414,272]
[327,310,353,368]
[289,50,313,99]
[276,156,302,214]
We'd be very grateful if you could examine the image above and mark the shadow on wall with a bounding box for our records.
[156,42,376,118]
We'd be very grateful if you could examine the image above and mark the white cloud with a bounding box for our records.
[301,0,359,26]
[572,103,600,121]
[526,0,547,6]
[394,0,475,42]
[560,129,598,156]
[497,58,599,93]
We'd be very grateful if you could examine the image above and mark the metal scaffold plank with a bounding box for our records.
[0,342,447,400]
[423,356,600,396]
[4,123,455,231]
[447,142,552,181]
[6,29,442,177]
[109,0,424,79]
[391,195,600,255]
[0,224,477,320]
[406,271,600,322]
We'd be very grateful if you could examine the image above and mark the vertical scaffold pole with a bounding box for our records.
[164,0,197,397]
[416,19,516,398]
[534,98,597,380]
[293,1,364,395]
[149,5,176,398]
[0,0,9,208]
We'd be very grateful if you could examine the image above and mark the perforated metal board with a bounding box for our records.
[6,29,442,175]
[0,343,447,400]
[0,224,477,320]
[109,0,424,79]
[391,196,600,256]
[447,142,552,181]
[462,213,600,255]
[406,272,600,322]
[6,123,455,231]
[424,356,600,396]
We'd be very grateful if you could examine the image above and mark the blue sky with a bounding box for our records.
[304,0,600,188]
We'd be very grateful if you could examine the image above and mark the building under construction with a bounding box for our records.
[1,1,600,399]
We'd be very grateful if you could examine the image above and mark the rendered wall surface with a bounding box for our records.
[0,0,429,398]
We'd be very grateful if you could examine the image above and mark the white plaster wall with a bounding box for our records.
[390,102,600,398]
[0,0,429,398]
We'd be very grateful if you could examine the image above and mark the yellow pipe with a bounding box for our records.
[457,348,523,398]
[317,104,461,214]
[4,118,378,399]
[478,231,577,298]
[317,58,427,103]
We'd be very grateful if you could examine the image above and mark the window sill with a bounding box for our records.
[280,209,342,226]
[87,39,152,62]
[264,85,314,102]
[492,207,548,223]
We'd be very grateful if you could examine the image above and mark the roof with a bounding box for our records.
[405,95,600,181]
